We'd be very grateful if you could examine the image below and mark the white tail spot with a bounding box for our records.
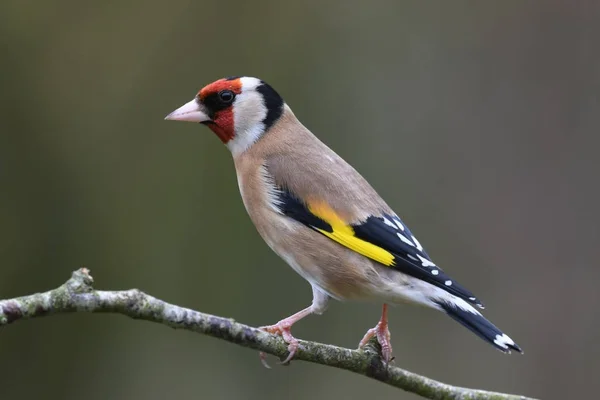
[493,333,515,349]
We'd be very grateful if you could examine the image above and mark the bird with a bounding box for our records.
[164,76,523,365]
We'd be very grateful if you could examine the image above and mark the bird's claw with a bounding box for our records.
[359,322,394,363]
[258,322,299,367]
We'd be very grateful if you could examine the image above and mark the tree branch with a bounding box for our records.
[0,269,535,400]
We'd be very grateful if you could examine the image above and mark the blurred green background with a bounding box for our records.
[1,1,598,399]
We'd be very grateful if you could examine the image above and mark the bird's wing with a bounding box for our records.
[276,187,484,308]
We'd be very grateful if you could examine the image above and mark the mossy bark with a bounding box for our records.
[0,269,536,400]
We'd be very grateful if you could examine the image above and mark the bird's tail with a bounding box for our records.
[436,300,523,354]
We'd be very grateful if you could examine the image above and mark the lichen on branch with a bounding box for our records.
[0,269,536,400]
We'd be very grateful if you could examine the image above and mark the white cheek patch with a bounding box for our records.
[227,78,268,156]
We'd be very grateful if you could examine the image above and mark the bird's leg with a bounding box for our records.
[259,307,312,366]
[358,303,393,363]
[259,286,329,367]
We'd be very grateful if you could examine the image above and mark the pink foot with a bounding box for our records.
[358,304,394,363]
[257,307,313,367]
[259,321,300,367]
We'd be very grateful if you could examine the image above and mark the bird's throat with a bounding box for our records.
[207,123,234,143]
[207,108,235,143]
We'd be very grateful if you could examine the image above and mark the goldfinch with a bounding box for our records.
[165,76,523,364]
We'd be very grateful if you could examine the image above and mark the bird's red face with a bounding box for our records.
[196,77,243,143]
[165,76,284,155]
[166,77,242,143]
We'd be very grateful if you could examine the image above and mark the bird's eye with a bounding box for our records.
[218,90,235,104]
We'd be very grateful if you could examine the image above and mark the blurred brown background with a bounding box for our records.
[1,1,598,399]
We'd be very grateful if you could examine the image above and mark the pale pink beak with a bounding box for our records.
[165,99,211,123]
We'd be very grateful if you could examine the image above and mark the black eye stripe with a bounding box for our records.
[202,90,236,115]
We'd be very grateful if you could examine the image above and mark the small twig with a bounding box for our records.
[0,269,536,400]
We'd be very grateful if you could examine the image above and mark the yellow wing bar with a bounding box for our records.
[308,201,395,267]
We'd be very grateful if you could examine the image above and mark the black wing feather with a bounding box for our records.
[277,188,483,308]
[353,215,483,308]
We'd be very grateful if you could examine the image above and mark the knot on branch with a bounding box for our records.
[66,268,94,294]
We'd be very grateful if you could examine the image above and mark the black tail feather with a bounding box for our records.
[437,301,523,354]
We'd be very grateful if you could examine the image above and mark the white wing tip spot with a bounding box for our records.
[431,269,439,275]
[469,297,476,301]
[397,232,415,247]
[382,216,396,228]
[445,280,452,286]
[416,254,436,267]
[393,217,405,231]
[493,333,515,349]
[411,235,423,251]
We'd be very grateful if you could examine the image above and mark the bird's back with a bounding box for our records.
[236,105,393,225]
